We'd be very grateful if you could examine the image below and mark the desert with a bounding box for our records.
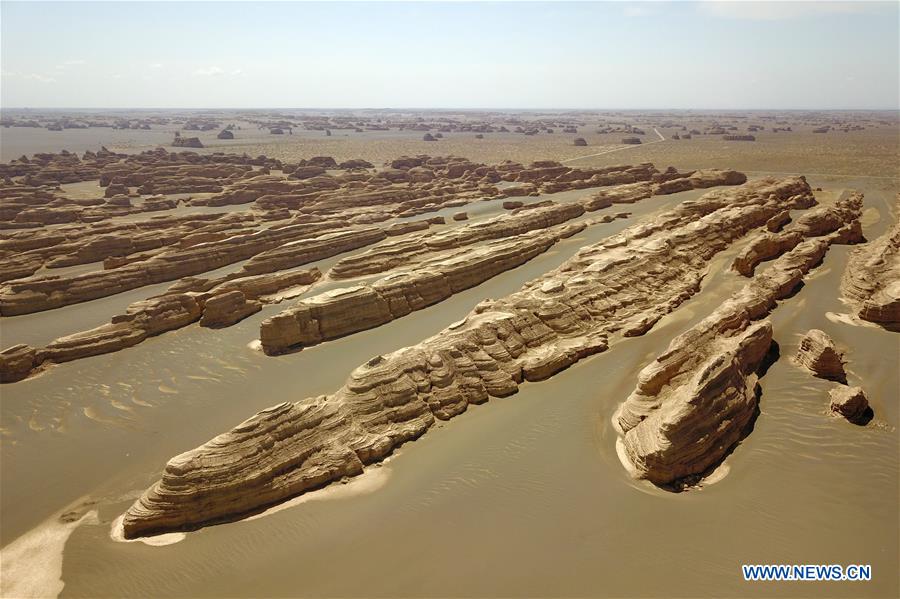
[1,2,898,599]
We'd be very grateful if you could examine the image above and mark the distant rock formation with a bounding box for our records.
[172,136,203,148]
[217,130,234,140]
[337,159,373,169]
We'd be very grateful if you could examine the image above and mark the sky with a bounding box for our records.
[1,1,898,109]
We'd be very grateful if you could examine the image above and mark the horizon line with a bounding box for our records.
[3,106,899,113]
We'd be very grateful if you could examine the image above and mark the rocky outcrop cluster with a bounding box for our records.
[120,176,826,538]
[0,269,321,382]
[0,221,373,315]
[0,211,254,282]
[580,169,746,211]
[733,193,863,276]
[615,194,863,487]
[840,194,900,329]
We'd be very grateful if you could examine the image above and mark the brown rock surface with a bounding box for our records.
[829,386,871,424]
[794,329,846,382]
[0,221,363,315]
[0,269,323,382]
[330,202,585,279]
[0,344,37,383]
[199,291,261,328]
[840,195,900,329]
[733,194,863,276]
[259,224,583,354]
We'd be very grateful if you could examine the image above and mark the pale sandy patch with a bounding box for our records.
[0,509,98,598]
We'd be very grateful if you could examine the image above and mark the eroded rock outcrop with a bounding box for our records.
[329,202,585,279]
[840,196,900,329]
[199,291,261,328]
[0,269,323,382]
[121,176,822,537]
[0,222,371,315]
[615,197,863,488]
[733,193,863,276]
[794,329,846,382]
[259,223,584,354]
[0,344,37,383]
[829,386,871,424]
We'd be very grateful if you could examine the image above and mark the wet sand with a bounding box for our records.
[0,171,897,597]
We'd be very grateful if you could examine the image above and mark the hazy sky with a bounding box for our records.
[2,1,898,109]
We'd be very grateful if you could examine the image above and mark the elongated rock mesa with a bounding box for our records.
[122,176,818,538]
[616,195,863,487]
[260,223,584,353]
[329,202,585,279]
[840,194,900,329]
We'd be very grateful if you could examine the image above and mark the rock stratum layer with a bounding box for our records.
[615,194,863,487]
[840,194,900,329]
[121,176,824,538]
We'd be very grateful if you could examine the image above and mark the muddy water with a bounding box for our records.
[1,179,897,598]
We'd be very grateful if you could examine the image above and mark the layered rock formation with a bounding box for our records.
[199,291,261,328]
[580,169,746,212]
[829,386,871,424]
[733,192,863,276]
[329,202,585,279]
[3,294,205,381]
[840,195,900,329]
[259,223,584,354]
[615,195,863,487]
[0,222,374,315]
[237,228,387,276]
[794,329,846,382]
[0,269,322,382]
[121,176,822,538]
